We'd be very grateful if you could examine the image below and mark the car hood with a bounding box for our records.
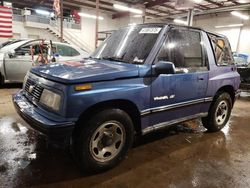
[30,59,140,84]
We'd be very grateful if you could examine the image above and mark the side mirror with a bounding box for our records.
[153,61,176,75]
[8,49,16,58]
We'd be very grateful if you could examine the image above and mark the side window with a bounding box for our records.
[32,43,42,55]
[56,44,80,57]
[56,44,67,56]
[16,42,46,56]
[157,28,207,73]
[70,47,80,56]
[15,44,31,56]
[209,35,234,66]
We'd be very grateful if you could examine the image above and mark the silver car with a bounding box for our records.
[0,39,89,85]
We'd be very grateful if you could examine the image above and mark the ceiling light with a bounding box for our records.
[173,18,187,25]
[133,15,143,18]
[35,9,50,16]
[238,0,248,3]
[113,4,143,14]
[78,13,104,20]
[215,24,244,28]
[231,11,249,20]
[193,0,203,3]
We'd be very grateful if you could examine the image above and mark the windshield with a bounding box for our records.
[91,25,163,64]
[0,40,31,53]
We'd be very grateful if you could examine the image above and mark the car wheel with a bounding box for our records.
[202,92,232,132]
[74,109,134,172]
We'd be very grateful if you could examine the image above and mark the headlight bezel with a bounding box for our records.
[39,89,62,112]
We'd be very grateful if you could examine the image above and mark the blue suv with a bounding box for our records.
[13,24,240,172]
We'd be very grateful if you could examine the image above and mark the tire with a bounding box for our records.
[0,73,4,87]
[202,92,232,132]
[74,109,134,172]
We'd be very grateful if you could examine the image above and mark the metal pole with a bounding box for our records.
[236,25,243,53]
[187,9,194,26]
[60,0,63,42]
[95,0,99,49]
[142,5,146,24]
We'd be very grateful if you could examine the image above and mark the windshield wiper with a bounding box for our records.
[101,57,129,64]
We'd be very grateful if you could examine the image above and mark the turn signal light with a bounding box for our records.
[75,84,92,91]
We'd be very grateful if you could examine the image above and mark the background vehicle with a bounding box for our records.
[233,52,250,67]
[237,67,250,83]
[0,39,89,84]
[13,24,240,172]
[233,53,250,83]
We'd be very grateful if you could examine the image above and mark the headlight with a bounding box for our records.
[40,89,61,111]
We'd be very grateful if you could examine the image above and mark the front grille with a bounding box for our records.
[24,79,44,102]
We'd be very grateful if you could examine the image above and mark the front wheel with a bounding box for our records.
[202,92,232,132]
[74,109,134,172]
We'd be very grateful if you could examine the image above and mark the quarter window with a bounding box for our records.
[56,45,80,57]
[157,28,207,73]
[209,35,234,66]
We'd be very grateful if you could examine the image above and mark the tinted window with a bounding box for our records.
[209,35,234,66]
[15,44,33,56]
[15,43,35,55]
[15,41,46,56]
[157,28,206,73]
[71,47,80,56]
[56,44,80,56]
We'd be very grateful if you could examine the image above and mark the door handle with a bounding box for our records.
[198,77,204,81]
[231,67,236,71]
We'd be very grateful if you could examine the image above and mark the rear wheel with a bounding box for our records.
[74,109,134,172]
[202,92,232,132]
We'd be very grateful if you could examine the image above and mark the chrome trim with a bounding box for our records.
[142,112,208,135]
[204,97,213,102]
[151,98,204,113]
[140,97,212,116]
[141,109,151,116]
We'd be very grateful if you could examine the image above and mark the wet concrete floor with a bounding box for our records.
[0,85,250,188]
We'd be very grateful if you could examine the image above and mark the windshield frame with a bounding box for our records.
[91,24,167,65]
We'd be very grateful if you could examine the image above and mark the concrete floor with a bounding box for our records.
[1,85,250,188]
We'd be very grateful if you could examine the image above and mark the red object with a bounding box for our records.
[0,6,12,38]
[72,9,80,24]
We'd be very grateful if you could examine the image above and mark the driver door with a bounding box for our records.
[4,40,41,82]
[149,27,209,127]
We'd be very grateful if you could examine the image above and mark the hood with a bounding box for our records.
[30,59,140,84]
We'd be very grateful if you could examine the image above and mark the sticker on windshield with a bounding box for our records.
[139,27,162,34]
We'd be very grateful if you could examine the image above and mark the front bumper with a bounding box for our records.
[13,90,75,139]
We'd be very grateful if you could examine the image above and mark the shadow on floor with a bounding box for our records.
[3,120,211,187]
